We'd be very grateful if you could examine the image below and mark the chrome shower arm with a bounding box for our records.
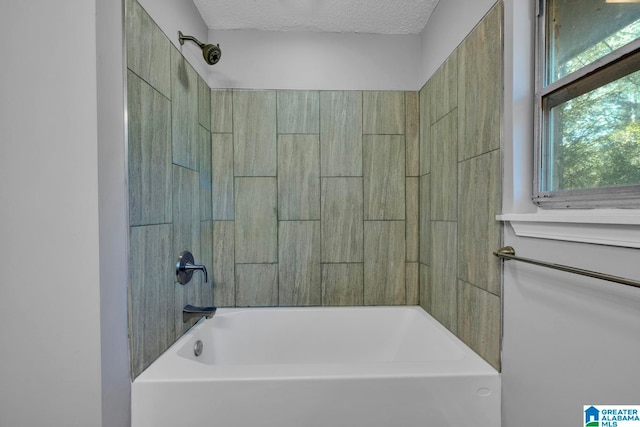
[178,31,204,48]
[177,30,222,65]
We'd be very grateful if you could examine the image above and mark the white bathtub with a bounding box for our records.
[132,306,500,427]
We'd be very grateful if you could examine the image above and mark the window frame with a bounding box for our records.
[533,0,640,208]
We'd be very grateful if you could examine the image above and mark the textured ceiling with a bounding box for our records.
[193,0,440,34]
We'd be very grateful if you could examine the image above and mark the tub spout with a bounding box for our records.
[183,304,217,323]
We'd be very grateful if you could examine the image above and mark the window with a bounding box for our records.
[535,0,640,208]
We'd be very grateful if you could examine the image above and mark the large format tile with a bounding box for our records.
[458,2,503,161]
[199,221,214,305]
[236,264,278,307]
[171,46,199,170]
[235,178,277,263]
[430,54,457,125]
[406,177,419,262]
[419,81,431,176]
[278,135,320,220]
[199,126,212,221]
[173,165,201,264]
[405,91,420,177]
[419,263,430,312]
[364,221,406,305]
[321,264,364,306]
[406,262,419,305]
[172,165,201,333]
[211,133,234,220]
[127,71,172,226]
[233,90,277,176]
[130,224,173,377]
[320,91,362,176]
[211,89,233,133]
[458,150,501,295]
[278,221,321,306]
[363,135,405,220]
[419,174,431,265]
[431,110,458,221]
[457,280,501,370]
[126,0,170,98]
[429,221,458,333]
[277,90,320,134]
[212,221,235,307]
[198,77,211,130]
[321,178,363,263]
[363,91,405,135]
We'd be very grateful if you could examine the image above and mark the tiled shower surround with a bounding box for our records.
[127,0,502,377]
[418,3,503,370]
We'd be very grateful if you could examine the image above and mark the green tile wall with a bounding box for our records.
[234,177,278,263]
[125,0,170,98]
[213,87,417,309]
[211,221,234,306]
[171,47,199,170]
[364,221,406,305]
[129,224,173,376]
[278,221,322,306]
[320,91,363,176]
[127,70,171,227]
[126,0,214,378]
[277,90,320,134]
[321,264,364,306]
[236,263,279,306]
[232,90,277,176]
[277,135,320,220]
[418,2,503,370]
[127,0,503,377]
[363,135,405,220]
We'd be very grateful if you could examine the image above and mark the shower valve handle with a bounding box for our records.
[176,251,208,285]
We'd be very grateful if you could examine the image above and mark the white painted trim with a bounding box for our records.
[498,209,640,224]
[498,210,640,248]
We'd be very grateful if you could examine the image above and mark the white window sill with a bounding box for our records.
[496,210,640,248]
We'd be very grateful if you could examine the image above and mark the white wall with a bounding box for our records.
[0,1,104,425]
[500,2,640,426]
[205,29,420,90]
[96,0,131,426]
[501,226,640,426]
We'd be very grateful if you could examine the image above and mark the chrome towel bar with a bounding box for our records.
[493,246,640,289]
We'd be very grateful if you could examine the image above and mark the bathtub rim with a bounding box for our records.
[134,305,499,382]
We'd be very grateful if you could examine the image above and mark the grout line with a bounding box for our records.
[361,91,366,305]
[404,92,409,304]
[126,68,171,102]
[231,89,238,308]
[235,262,280,265]
[320,262,365,265]
[275,91,280,307]
[318,93,324,306]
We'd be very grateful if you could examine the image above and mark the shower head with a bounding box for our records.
[178,31,222,66]
[201,43,222,65]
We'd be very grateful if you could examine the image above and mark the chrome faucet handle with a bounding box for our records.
[176,251,208,284]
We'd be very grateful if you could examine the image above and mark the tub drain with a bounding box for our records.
[194,340,203,357]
